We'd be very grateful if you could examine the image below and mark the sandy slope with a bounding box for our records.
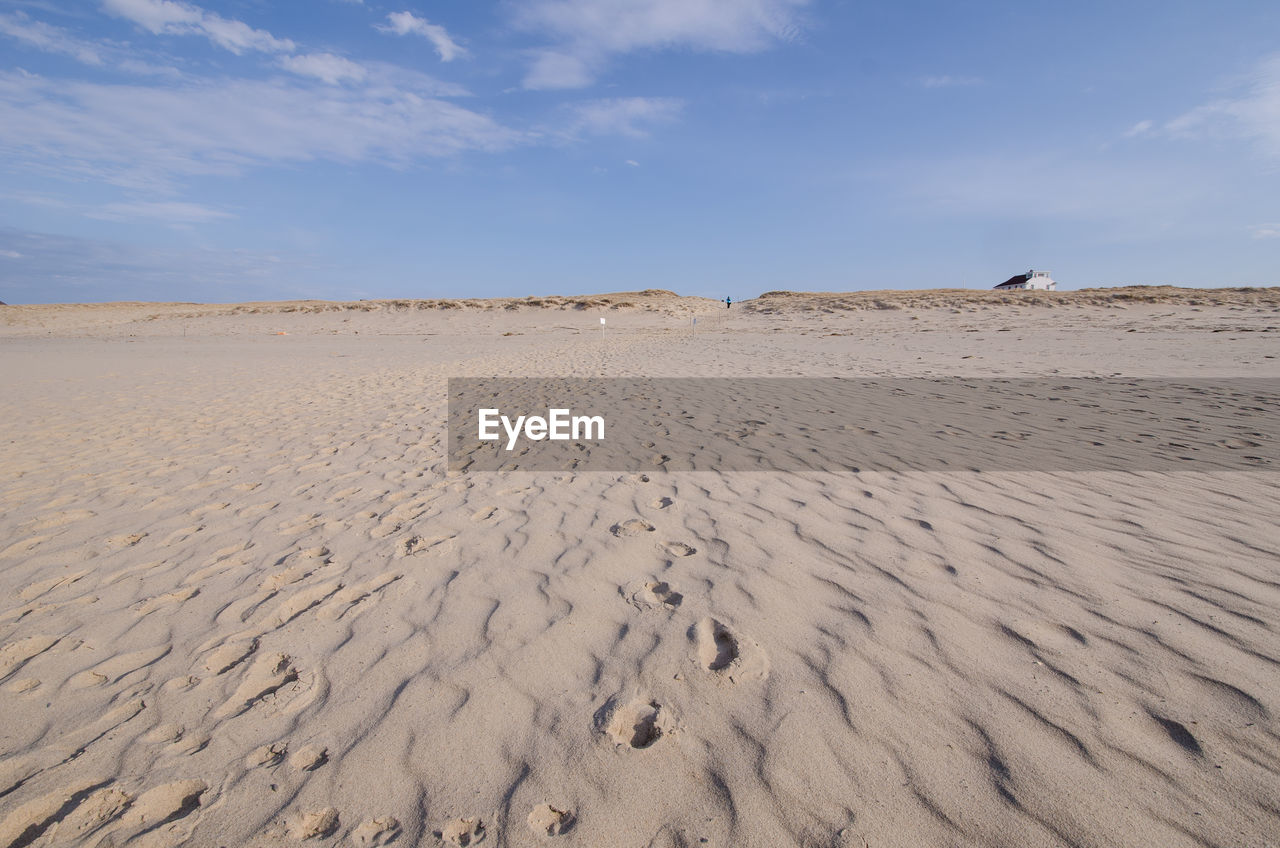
[1,292,1278,847]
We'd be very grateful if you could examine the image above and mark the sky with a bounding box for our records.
[1,0,1278,303]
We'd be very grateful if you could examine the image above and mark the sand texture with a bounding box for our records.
[1,289,1279,847]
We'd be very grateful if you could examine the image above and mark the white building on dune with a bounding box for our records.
[994,270,1056,291]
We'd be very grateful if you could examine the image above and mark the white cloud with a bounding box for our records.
[0,71,521,190]
[0,249,22,259]
[624,159,639,166]
[87,200,235,223]
[1166,54,1280,157]
[525,50,594,90]
[567,96,683,137]
[0,12,104,65]
[280,53,367,85]
[920,74,982,88]
[515,0,808,89]
[1124,119,1154,138]
[102,0,295,54]
[376,12,466,62]
[1,11,182,75]
[5,192,233,227]
[1250,224,1280,239]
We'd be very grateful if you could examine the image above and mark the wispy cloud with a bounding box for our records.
[514,0,808,89]
[2,11,182,76]
[1124,119,1154,138]
[1250,223,1280,239]
[0,12,104,65]
[87,200,235,223]
[280,52,367,85]
[0,70,521,190]
[376,11,466,62]
[920,74,982,88]
[566,96,683,138]
[102,0,295,54]
[6,191,233,225]
[1165,54,1280,157]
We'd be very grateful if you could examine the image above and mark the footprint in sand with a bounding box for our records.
[216,652,298,718]
[117,779,207,830]
[527,804,573,836]
[0,780,114,846]
[246,741,288,768]
[595,696,671,750]
[661,541,696,558]
[289,807,339,839]
[45,785,133,842]
[650,497,674,509]
[397,534,455,558]
[624,580,683,610]
[202,637,258,675]
[694,617,738,671]
[436,816,486,846]
[692,617,770,683]
[352,816,402,846]
[611,519,655,538]
[290,744,328,772]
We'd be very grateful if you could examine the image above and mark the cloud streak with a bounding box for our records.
[920,74,982,88]
[376,11,466,62]
[87,200,235,223]
[1165,54,1280,158]
[0,70,521,190]
[566,96,684,137]
[0,12,104,65]
[515,0,808,89]
[280,52,368,85]
[102,0,295,54]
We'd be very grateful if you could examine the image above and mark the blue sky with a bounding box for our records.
[1,0,1278,303]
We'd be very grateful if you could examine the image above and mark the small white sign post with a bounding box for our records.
[600,316,606,342]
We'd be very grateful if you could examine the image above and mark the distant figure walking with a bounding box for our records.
[725,296,732,309]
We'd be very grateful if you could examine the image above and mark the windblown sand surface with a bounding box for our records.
[2,289,1279,847]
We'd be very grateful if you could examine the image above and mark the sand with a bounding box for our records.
[1,288,1279,847]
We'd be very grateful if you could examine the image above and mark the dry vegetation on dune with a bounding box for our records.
[158,289,720,320]
[741,285,1280,313]
[6,286,1280,323]
[0,290,722,330]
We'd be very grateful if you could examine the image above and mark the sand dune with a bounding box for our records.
[1,294,1278,847]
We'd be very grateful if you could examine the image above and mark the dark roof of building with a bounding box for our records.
[993,274,1028,289]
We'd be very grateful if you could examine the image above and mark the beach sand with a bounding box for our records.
[2,288,1279,847]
